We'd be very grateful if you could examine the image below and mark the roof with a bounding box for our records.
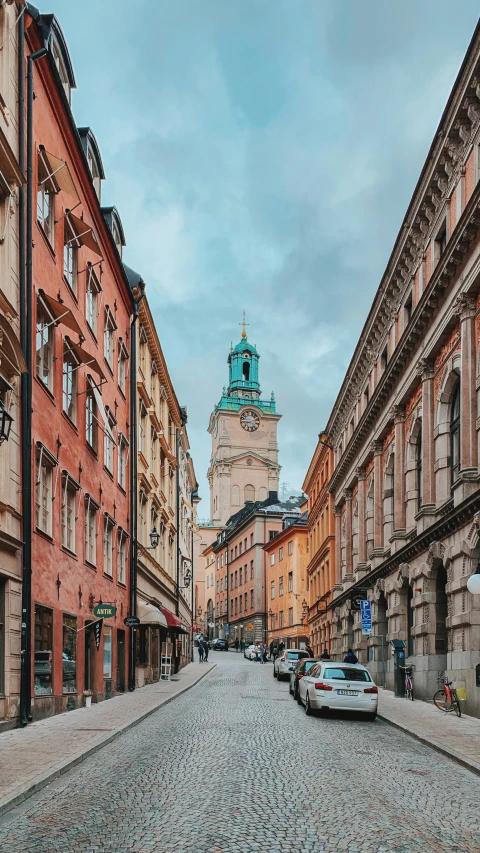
[77,127,106,179]
[231,338,258,356]
[213,493,306,549]
[123,263,145,292]
[101,206,126,247]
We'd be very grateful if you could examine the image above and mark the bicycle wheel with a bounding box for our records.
[433,689,454,712]
[452,693,461,717]
[410,680,414,701]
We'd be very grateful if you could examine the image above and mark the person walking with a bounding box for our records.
[198,641,204,663]
[235,637,240,653]
[269,641,274,660]
[278,641,285,656]
[320,648,331,660]
[305,643,314,658]
[259,642,265,664]
[343,648,358,664]
[203,639,209,663]
[253,643,259,662]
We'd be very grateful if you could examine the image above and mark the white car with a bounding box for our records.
[274,649,310,680]
[298,661,378,720]
[244,644,256,660]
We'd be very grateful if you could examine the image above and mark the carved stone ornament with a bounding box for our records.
[370,439,383,456]
[453,292,476,321]
[416,357,434,380]
[370,578,385,602]
[356,467,366,481]
[392,404,406,423]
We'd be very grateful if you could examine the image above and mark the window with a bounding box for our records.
[37,155,54,243]
[87,146,101,200]
[288,541,293,556]
[416,428,422,510]
[103,516,114,576]
[239,567,242,585]
[250,589,254,608]
[270,611,275,630]
[85,498,97,565]
[118,434,128,490]
[86,385,98,451]
[118,342,128,395]
[270,554,275,566]
[250,533,254,546]
[216,580,219,594]
[380,346,388,373]
[118,530,127,585]
[250,560,254,579]
[86,267,100,335]
[230,572,233,589]
[244,592,247,611]
[63,220,78,294]
[34,605,53,695]
[235,598,238,615]
[270,580,275,600]
[36,450,55,536]
[244,538,247,551]
[239,541,242,555]
[404,293,413,329]
[51,37,71,103]
[364,385,370,409]
[104,412,116,474]
[288,607,293,626]
[104,308,116,370]
[112,221,123,257]
[61,477,76,552]
[279,611,284,628]
[279,547,284,562]
[269,530,276,540]
[288,571,293,592]
[244,484,255,502]
[239,595,243,613]
[234,545,237,558]
[234,570,238,587]
[138,401,148,458]
[434,221,447,266]
[62,351,77,423]
[36,301,54,391]
[62,614,77,694]
[103,627,113,678]
[279,576,284,596]
[450,382,460,484]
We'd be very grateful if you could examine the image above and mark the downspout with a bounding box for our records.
[128,284,145,692]
[19,42,48,727]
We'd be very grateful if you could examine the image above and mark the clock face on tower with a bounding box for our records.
[240,409,260,432]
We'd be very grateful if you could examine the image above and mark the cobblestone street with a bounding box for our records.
[1,652,480,853]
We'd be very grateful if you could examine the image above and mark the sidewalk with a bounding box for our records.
[0,661,215,818]
[378,687,480,775]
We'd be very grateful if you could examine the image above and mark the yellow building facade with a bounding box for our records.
[264,507,309,650]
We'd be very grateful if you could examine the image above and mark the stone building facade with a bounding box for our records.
[323,24,480,715]
[264,507,309,650]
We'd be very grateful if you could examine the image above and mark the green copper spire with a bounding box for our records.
[214,313,278,415]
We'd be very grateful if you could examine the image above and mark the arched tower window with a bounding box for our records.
[416,428,422,510]
[244,484,255,503]
[243,361,250,381]
[450,382,460,484]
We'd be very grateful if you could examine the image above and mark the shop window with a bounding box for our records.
[86,267,100,335]
[37,155,54,243]
[61,476,77,553]
[450,382,460,484]
[34,604,53,695]
[103,516,114,576]
[62,351,77,423]
[62,614,77,694]
[36,301,54,392]
[63,219,78,294]
[103,626,113,678]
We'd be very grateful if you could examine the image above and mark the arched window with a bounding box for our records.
[242,361,250,381]
[244,484,255,502]
[416,428,422,510]
[450,383,460,484]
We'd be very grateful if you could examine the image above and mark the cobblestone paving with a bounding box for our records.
[1,653,480,853]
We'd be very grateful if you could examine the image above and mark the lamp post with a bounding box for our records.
[467,559,480,595]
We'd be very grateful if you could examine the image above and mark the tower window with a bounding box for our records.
[243,361,250,381]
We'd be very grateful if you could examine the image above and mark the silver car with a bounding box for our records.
[274,649,309,681]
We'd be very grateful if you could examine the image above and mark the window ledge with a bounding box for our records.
[85,442,98,459]
[34,375,55,404]
[117,581,127,589]
[103,358,114,378]
[103,466,114,481]
[35,527,54,544]
[85,560,97,571]
[63,276,79,305]
[36,220,56,259]
[62,411,78,433]
[117,483,127,496]
[61,546,78,560]
[103,572,114,582]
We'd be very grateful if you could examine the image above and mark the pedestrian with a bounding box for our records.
[269,641,274,660]
[344,648,359,664]
[253,643,259,662]
[259,642,265,664]
[278,641,285,655]
[263,644,268,663]
[305,643,314,657]
[320,648,331,660]
[198,642,204,663]
[235,637,240,653]
[203,639,209,662]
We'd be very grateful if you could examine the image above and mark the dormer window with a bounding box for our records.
[87,146,101,201]
[51,37,71,104]
[112,221,122,257]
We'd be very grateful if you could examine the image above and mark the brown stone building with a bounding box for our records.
[264,506,309,650]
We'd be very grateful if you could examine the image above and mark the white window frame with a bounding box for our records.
[36,301,54,392]
[63,219,78,295]
[37,156,54,243]
[51,36,71,103]
[118,530,127,585]
[85,497,97,565]
[104,308,116,370]
[36,451,55,536]
[270,580,275,600]
[86,386,97,450]
[118,340,128,395]
[62,350,77,423]
[86,267,101,336]
[103,516,114,576]
[61,476,77,553]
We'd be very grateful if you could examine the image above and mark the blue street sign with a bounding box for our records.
[225,624,230,635]
[360,600,372,635]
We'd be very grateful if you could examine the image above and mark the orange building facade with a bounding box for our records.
[303,435,335,657]
[264,508,309,650]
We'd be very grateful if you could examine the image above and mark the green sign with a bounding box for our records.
[93,604,116,618]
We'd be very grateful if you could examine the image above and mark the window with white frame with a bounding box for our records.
[279,546,284,561]
[288,541,293,556]
[270,553,275,566]
[63,220,78,294]
[118,341,128,395]
[62,350,77,423]
[112,220,122,257]
[104,308,116,370]
[104,411,115,474]
[61,477,77,552]
[50,37,71,103]
[270,580,275,600]
[86,267,100,335]
[36,449,55,536]
[288,571,293,592]
[151,426,158,472]
[279,576,284,596]
[37,155,54,243]
[118,434,128,490]
[139,401,148,457]
[84,498,97,565]
[103,516,114,576]
[118,530,127,585]
[86,385,98,450]
[87,146,101,200]
[36,300,54,391]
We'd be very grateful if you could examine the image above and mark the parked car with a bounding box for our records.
[274,649,310,680]
[212,638,229,651]
[289,658,319,700]
[298,661,378,720]
[244,644,256,660]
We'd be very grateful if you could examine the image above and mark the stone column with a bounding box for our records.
[456,294,477,474]
[393,406,406,532]
[356,468,367,565]
[334,505,342,589]
[372,441,383,551]
[344,489,353,579]
[417,358,435,509]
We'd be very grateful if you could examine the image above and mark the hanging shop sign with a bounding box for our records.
[124,615,140,628]
[93,604,116,618]
[94,619,103,650]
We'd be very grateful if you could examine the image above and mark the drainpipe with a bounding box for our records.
[128,283,145,692]
[19,44,48,727]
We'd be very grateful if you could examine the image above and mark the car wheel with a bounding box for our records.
[305,692,312,716]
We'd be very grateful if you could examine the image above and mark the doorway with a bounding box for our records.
[116,630,125,692]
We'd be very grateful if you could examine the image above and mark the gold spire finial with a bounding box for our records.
[239,310,249,339]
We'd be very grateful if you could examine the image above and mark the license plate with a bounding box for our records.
[337,689,358,696]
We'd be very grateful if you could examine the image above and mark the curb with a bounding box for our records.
[377,712,480,778]
[0,664,216,820]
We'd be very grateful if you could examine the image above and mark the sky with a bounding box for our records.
[50,0,479,515]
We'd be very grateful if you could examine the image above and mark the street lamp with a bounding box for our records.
[149,526,160,549]
[467,559,480,595]
[0,399,13,444]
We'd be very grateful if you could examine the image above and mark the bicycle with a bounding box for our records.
[433,676,461,717]
[399,664,415,700]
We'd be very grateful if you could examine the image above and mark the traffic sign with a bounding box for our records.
[124,615,140,628]
[225,624,230,635]
[360,600,372,635]
[93,604,116,618]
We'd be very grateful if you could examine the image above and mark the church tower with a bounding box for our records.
[207,316,281,525]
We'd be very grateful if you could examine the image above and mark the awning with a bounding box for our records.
[64,337,105,382]
[66,211,102,256]
[89,376,115,442]
[138,602,168,628]
[38,146,78,199]
[38,290,82,336]
[160,606,188,633]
